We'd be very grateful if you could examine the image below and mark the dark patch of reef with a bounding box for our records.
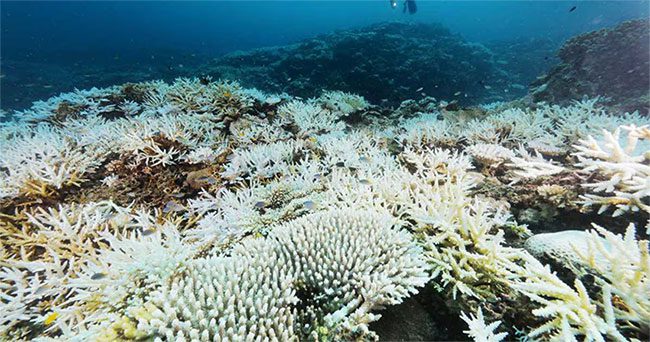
[200,22,532,106]
[530,19,650,114]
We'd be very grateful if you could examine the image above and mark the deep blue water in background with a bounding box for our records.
[1,0,648,109]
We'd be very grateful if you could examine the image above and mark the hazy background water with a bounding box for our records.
[1,0,648,110]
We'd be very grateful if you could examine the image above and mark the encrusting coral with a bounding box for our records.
[0,76,648,341]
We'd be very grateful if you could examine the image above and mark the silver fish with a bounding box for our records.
[91,272,107,280]
[303,200,316,210]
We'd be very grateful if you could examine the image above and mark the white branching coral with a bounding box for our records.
[0,125,105,198]
[136,208,428,340]
[3,74,649,341]
[466,143,515,166]
[573,125,650,217]
[512,256,624,342]
[514,222,649,341]
[574,224,650,332]
[507,145,565,183]
[221,140,309,182]
[397,113,461,148]
[143,253,300,341]
[0,201,192,337]
[460,307,508,342]
[278,99,345,135]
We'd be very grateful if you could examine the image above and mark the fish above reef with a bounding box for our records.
[90,272,107,280]
[303,200,316,210]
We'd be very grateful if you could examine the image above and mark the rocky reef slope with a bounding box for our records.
[531,19,650,114]
[200,22,536,106]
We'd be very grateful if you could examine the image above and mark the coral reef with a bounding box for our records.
[200,22,525,106]
[0,75,648,341]
[530,19,650,114]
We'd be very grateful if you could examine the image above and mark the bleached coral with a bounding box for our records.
[0,125,105,198]
[514,222,649,341]
[506,145,565,182]
[221,140,309,182]
[512,256,624,342]
[397,113,461,148]
[316,90,369,116]
[573,125,650,217]
[278,99,345,135]
[466,143,515,166]
[524,230,602,272]
[136,208,428,340]
[460,307,508,342]
[573,224,650,332]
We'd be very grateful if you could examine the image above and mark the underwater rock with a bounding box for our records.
[200,22,519,106]
[530,19,650,114]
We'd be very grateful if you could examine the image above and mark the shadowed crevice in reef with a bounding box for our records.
[371,285,467,341]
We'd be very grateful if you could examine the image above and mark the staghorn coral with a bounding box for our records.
[514,223,649,341]
[573,125,650,218]
[0,201,191,338]
[460,307,508,342]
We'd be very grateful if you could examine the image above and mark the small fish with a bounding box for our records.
[359,179,371,185]
[197,176,218,185]
[142,228,155,236]
[254,201,266,209]
[359,156,369,162]
[163,200,184,213]
[313,173,322,180]
[454,91,461,96]
[416,87,424,92]
[483,85,492,90]
[421,92,426,97]
[303,200,316,210]
[170,192,185,198]
[335,161,345,167]
[44,312,59,325]
[43,85,53,89]
[569,6,576,12]
[91,272,107,280]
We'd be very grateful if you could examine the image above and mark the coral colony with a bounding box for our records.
[1,76,648,341]
[1,24,649,342]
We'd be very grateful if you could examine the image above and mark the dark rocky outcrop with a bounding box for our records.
[530,19,650,114]
[200,22,523,106]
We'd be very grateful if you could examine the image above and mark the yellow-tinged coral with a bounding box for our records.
[1,78,648,341]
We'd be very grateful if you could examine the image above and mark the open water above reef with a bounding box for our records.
[1,0,648,110]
